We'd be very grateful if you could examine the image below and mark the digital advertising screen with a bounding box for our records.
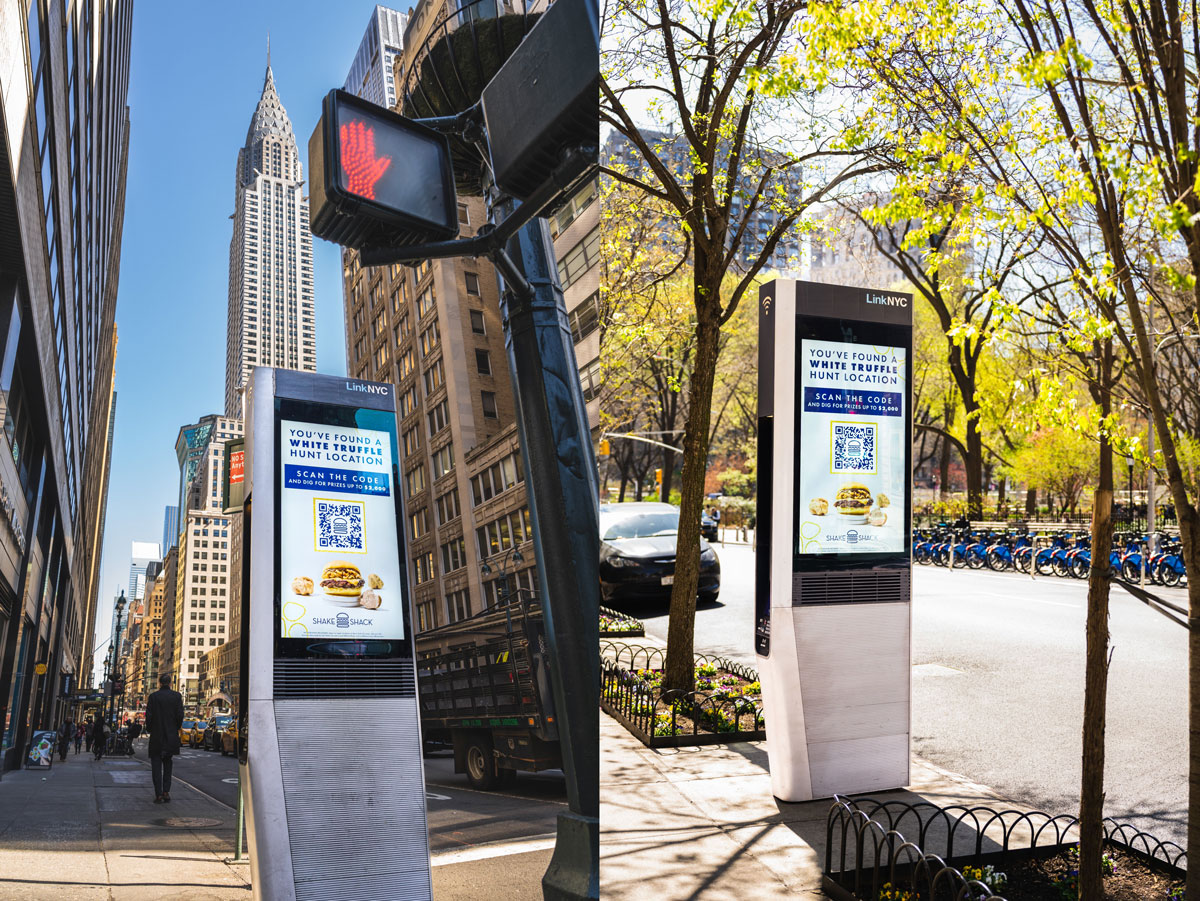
[277,417,405,642]
[795,337,907,556]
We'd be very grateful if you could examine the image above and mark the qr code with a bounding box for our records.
[832,423,876,473]
[315,500,365,551]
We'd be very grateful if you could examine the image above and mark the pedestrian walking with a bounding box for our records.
[57,718,73,761]
[74,722,84,754]
[91,714,106,760]
[145,673,183,804]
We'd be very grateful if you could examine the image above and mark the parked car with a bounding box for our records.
[202,715,232,751]
[178,719,196,746]
[700,511,718,542]
[599,502,720,603]
[187,720,208,748]
[220,721,238,757]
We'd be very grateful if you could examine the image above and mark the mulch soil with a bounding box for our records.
[990,846,1181,900]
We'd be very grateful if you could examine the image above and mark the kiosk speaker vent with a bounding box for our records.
[274,659,416,698]
[792,571,910,606]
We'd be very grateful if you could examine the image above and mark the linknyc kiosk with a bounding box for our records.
[239,368,432,900]
[756,280,913,802]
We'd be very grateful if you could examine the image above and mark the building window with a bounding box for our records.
[417,285,435,318]
[423,358,445,394]
[556,226,600,292]
[432,443,454,480]
[399,385,418,418]
[440,538,466,575]
[475,349,491,375]
[569,292,600,343]
[457,202,470,226]
[402,425,421,458]
[408,507,429,540]
[469,310,486,335]
[481,391,498,419]
[427,399,449,437]
[397,347,416,380]
[464,272,481,295]
[579,357,600,402]
[435,488,461,525]
[405,464,427,497]
[470,452,524,505]
[413,551,435,584]
[446,588,471,624]
[416,599,437,632]
[420,321,441,357]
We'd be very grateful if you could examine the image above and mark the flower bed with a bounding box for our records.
[601,655,766,747]
[599,605,645,637]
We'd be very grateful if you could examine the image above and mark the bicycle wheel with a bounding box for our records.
[1163,566,1183,587]
[1121,560,1140,582]
[1051,556,1071,578]
[986,548,1009,572]
[1070,557,1089,579]
[1014,550,1031,573]
[1035,552,1056,576]
[966,548,986,570]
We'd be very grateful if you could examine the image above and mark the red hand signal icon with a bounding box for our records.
[339,119,392,200]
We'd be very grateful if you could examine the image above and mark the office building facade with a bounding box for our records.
[344,5,408,110]
[171,417,241,706]
[223,62,316,420]
[161,505,179,553]
[0,0,133,770]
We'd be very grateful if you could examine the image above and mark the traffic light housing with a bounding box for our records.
[598,438,610,457]
[655,468,663,488]
[309,89,459,251]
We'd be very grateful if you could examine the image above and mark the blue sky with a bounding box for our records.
[93,2,392,676]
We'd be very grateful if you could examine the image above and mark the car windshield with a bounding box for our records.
[212,717,231,727]
[182,721,195,729]
[602,510,679,540]
[195,722,207,729]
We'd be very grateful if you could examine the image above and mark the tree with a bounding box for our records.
[601,0,887,692]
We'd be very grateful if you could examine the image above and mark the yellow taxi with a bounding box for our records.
[220,719,238,757]
[178,718,196,746]
[187,720,208,748]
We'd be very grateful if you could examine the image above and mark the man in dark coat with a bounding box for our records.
[145,673,184,803]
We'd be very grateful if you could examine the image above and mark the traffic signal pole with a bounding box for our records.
[491,208,599,901]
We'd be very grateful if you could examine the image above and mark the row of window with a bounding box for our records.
[476,506,533,560]
[470,452,524,507]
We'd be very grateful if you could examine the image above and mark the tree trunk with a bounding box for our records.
[939,434,952,500]
[964,407,985,519]
[1079,348,1113,901]
[662,278,722,695]
[997,476,1007,510]
[1026,486,1037,516]
[618,472,628,503]
[661,448,675,503]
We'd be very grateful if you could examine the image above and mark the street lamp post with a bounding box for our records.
[107,591,126,729]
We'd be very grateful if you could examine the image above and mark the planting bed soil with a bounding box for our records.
[969,847,1181,901]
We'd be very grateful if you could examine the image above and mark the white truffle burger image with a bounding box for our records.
[319,561,365,597]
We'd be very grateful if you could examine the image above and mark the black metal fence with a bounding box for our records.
[824,795,1186,900]
[600,640,765,748]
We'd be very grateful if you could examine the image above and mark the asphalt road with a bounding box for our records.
[631,543,1191,850]
[124,738,566,899]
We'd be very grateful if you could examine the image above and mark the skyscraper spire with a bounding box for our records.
[267,31,270,71]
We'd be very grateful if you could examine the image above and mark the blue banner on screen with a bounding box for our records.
[803,388,902,417]
[283,464,391,496]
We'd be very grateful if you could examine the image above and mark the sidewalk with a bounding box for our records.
[0,747,249,900]
[600,711,1020,901]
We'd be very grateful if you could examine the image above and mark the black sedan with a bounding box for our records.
[599,502,720,603]
[700,511,718,542]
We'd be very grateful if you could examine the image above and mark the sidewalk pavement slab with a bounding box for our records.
[601,710,1040,901]
[0,749,249,900]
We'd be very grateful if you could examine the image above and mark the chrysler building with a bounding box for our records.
[225,60,316,418]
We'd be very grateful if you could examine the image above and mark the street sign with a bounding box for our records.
[309,89,458,250]
[24,731,55,769]
[223,437,245,513]
[757,279,913,802]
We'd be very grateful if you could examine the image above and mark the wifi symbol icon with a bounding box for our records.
[761,295,773,316]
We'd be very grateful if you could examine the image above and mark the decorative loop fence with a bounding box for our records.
[824,796,1186,901]
[600,640,765,747]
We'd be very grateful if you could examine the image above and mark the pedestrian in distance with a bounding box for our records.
[74,722,84,755]
[91,714,106,761]
[57,718,73,761]
[128,718,142,746]
[145,673,183,804]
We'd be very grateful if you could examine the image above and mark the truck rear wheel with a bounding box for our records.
[465,737,498,790]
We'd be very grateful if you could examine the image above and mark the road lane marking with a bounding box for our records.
[222,777,239,784]
[426,791,452,801]
[431,833,557,867]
